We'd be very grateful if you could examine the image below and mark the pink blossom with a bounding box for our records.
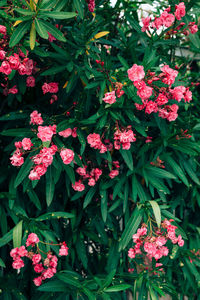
[34,263,44,273]
[28,169,41,180]
[12,258,24,270]
[76,167,87,176]
[59,242,69,256]
[18,246,28,257]
[18,64,27,75]
[160,11,175,28]
[175,2,186,20]
[33,276,43,286]
[48,32,57,42]
[10,248,19,260]
[42,82,58,94]
[151,17,163,30]
[60,149,74,165]
[127,64,145,82]
[26,76,35,87]
[87,0,95,12]
[170,86,186,102]
[87,133,102,149]
[72,180,85,192]
[189,24,198,34]
[109,169,119,179]
[22,138,33,150]
[156,93,168,105]
[59,128,72,138]
[0,61,12,75]
[0,50,6,60]
[0,25,6,35]
[142,16,151,32]
[88,178,96,186]
[10,150,24,167]
[145,101,158,114]
[72,127,77,138]
[32,254,42,265]
[26,233,39,247]
[8,54,20,70]
[42,268,54,279]
[37,126,54,142]
[23,58,33,75]
[137,82,153,100]
[103,91,116,104]
[184,88,192,102]
[8,85,18,94]
[128,248,136,259]
[160,65,178,85]
[30,110,43,125]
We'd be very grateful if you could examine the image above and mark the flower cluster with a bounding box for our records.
[10,233,69,286]
[109,160,120,179]
[128,63,192,122]
[141,3,198,36]
[114,126,136,150]
[128,219,184,272]
[86,0,95,12]
[103,91,116,105]
[87,133,108,153]
[11,111,75,181]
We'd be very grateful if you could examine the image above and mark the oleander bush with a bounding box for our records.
[0,0,200,299]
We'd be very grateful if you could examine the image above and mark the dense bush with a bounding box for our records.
[0,0,200,299]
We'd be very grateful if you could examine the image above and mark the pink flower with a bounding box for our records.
[18,64,27,75]
[137,82,153,100]
[109,169,119,179]
[156,93,168,105]
[26,233,39,247]
[145,101,158,114]
[10,248,19,260]
[34,263,44,273]
[189,24,198,34]
[22,138,33,150]
[0,61,12,75]
[0,25,6,35]
[59,128,72,138]
[87,133,102,149]
[48,32,57,42]
[184,88,192,102]
[32,254,42,265]
[42,268,54,279]
[12,258,24,270]
[23,58,33,75]
[127,64,145,82]
[59,242,69,256]
[87,0,95,12]
[88,178,96,186]
[33,276,43,286]
[8,54,20,70]
[175,2,186,20]
[141,16,151,32]
[72,180,85,192]
[160,65,178,85]
[29,169,41,180]
[72,127,77,138]
[37,126,54,142]
[10,150,24,167]
[170,86,186,102]
[0,50,6,60]
[26,76,35,87]
[160,11,175,28]
[60,149,74,165]
[30,111,44,125]
[151,17,163,30]
[18,246,28,257]
[76,167,87,176]
[42,82,58,94]
[8,86,18,94]
[178,235,184,247]
[128,248,136,259]
[102,91,116,104]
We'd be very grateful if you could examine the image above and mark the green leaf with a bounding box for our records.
[38,280,67,292]
[39,11,77,19]
[73,0,84,19]
[166,156,189,187]
[35,18,49,39]
[56,273,82,288]
[30,21,36,50]
[0,258,5,268]
[27,188,41,210]
[0,229,13,248]
[100,190,108,223]
[145,166,177,179]
[35,211,74,221]
[83,186,97,209]
[38,20,66,42]
[14,156,33,188]
[1,128,32,137]
[183,160,200,185]
[64,165,75,184]
[120,149,134,171]
[9,21,31,47]
[105,284,132,292]
[119,206,143,251]
[13,220,23,248]
[113,177,126,200]
[149,200,161,228]
[46,166,55,207]
[41,65,68,76]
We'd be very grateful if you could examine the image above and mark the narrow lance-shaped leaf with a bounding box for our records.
[13,220,23,248]
[30,21,36,50]
[149,200,161,228]
[9,21,31,47]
